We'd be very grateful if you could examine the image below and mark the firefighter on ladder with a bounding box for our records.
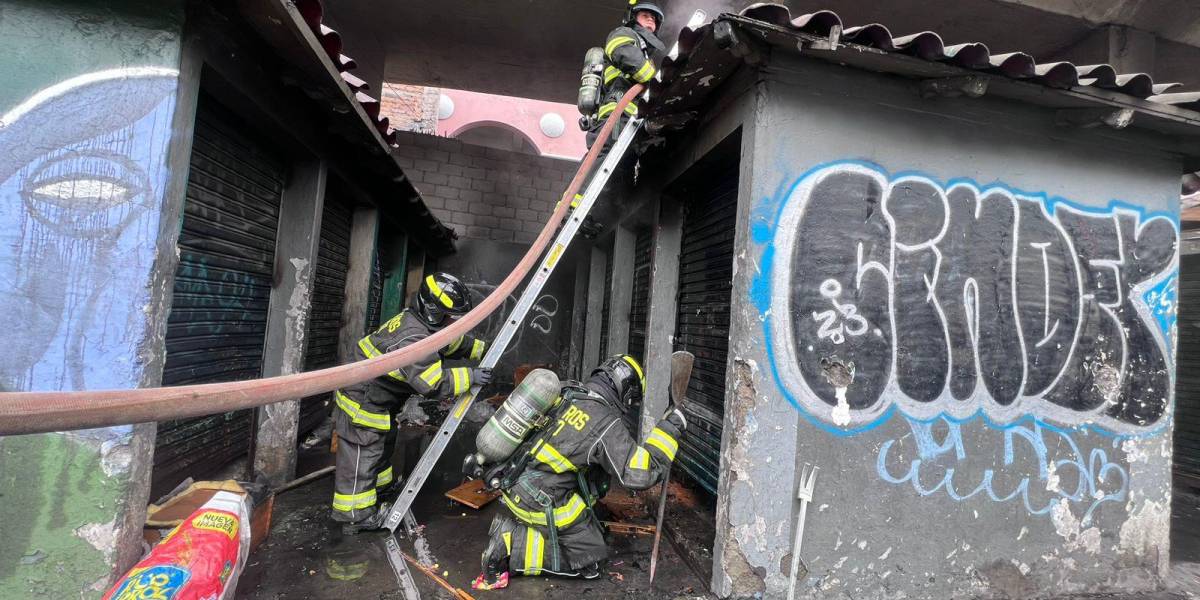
[569,0,666,213]
[471,355,687,589]
[331,272,492,534]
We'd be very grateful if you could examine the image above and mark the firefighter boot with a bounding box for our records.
[340,502,391,536]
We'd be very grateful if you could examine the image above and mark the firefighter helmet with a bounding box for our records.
[627,1,665,28]
[415,272,472,327]
[591,354,646,416]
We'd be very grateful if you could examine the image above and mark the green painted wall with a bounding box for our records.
[380,227,411,319]
[0,0,186,596]
[0,436,130,596]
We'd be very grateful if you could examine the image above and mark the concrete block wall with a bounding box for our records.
[391,130,581,386]
[392,130,577,245]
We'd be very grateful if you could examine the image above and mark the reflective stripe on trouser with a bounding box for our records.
[482,513,609,574]
[376,466,394,488]
[331,392,397,523]
[501,491,588,529]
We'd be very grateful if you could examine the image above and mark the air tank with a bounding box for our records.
[475,368,561,464]
[577,47,605,115]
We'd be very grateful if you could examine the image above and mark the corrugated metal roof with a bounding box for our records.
[652,3,1200,131]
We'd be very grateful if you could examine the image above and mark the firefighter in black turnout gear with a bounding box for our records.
[585,1,664,151]
[471,355,687,590]
[568,1,666,221]
[331,272,491,534]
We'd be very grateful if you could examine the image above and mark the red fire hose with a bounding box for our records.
[0,84,646,436]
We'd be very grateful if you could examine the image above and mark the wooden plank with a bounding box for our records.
[603,521,657,536]
[445,479,501,509]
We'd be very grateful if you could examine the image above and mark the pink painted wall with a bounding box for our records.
[437,88,586,160]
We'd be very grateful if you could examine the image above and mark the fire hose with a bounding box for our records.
[0,84,645,436]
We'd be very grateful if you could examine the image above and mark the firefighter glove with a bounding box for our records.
[663,406,687,432]
[472,367,494,387]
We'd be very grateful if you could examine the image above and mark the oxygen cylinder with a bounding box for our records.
[475,369,561,464]
[577,47,605,115]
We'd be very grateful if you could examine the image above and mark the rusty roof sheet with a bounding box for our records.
[651,3,1200,139]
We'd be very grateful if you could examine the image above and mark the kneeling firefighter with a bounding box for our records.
[467,355,686,589]
[331,272,492,534]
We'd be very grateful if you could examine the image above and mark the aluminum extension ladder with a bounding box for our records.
[382,117,644,597]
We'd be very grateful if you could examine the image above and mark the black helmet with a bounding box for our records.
[591,354,646,415]
[627,1,664,28]
[415,272,472,327]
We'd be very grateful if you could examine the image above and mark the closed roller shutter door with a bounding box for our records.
[627,228,653,424]
[366,252,383,334]
[1176,254,1200,487]
[298,192,353,434]
[674,174,738,495]
[628,228,653,363]
[599,248,614,358]
[155,97,284,497]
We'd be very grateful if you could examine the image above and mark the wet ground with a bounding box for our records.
[239,428,710,599]
[239,430,1200,599]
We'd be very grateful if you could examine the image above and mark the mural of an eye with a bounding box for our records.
[31,178,131,207]
[19,148,151,238]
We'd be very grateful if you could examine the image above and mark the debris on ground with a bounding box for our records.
[446,479,501,509]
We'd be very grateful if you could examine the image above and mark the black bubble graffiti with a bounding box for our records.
[769,164,1178,433]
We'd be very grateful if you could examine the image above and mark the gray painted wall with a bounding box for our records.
[718,55,1182,598]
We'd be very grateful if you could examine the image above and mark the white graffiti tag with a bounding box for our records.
[811,279,869,344]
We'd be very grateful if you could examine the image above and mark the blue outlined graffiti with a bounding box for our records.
[877,416,1129,525]
[754,161,1178,437]
[1143,274,1177,356]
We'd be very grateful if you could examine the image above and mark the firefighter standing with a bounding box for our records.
[568,1,666,223]
[586,1,666,152]
[331,272,492,534]
[471,354,687,589]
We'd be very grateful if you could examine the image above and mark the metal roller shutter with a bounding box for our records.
[298,192,353,434]
[1176,254,1200,488]
[628,228,653,364]
[155,96,285,497]
[674,174,738,495]
[599,248,614,358]
[366,251,383,334]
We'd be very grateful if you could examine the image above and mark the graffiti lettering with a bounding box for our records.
[877,417,1129,524]
[764,163,1177,434]
[529,294,559,334]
